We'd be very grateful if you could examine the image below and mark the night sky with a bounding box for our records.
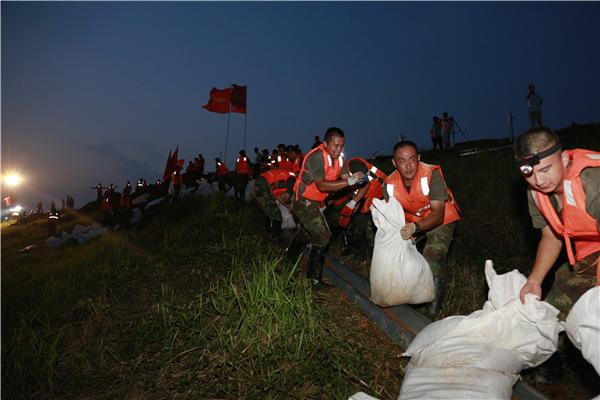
[2,2,599,208]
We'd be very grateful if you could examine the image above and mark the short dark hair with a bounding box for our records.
[393,140,419,154]
[324,127,345,142]
[514,126,559,161]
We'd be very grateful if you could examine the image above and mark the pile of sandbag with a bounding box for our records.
[47,223,109,247]
[566,286,600,376]
[399,260,564,400]
[369,197,434,306]
[196,179,218,196]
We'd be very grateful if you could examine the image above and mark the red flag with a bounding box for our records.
[202,87,232,114]
[163,149,173,181]
[231,84,247,114]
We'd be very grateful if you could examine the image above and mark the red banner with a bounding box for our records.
[231,85,247,114]
[202,87,232,114]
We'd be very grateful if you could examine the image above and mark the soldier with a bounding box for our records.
[286,145,303,175]
[215,157,229,193]
[36,201,43,214]
[383,140,461,318]
[47,201,59,237]
[515,127,599,316]
[253,167,297,238]
[292,127,367,288]
[234,150,252,200]
[514,127,599,383]
[96,183,103,203]
[339,157,388,256]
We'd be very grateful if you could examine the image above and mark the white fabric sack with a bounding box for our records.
[245,179,255,202]
[348,392,380,400]
[399,260,564,400]
[278,202,297,230]
[196,179,217,197]
[369,197,434,306]
[566,286,600,376]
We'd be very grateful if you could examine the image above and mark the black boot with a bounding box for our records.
[309,246,334,290]
[426,276,446,320]
[271,220,282,238]
[265,217,272,233]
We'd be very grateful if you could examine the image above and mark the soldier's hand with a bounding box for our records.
[519,280,542,304]
[347,172,365,186]
[400,223,416,240]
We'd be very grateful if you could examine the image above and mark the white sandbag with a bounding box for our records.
[278,202,297,230]
[566,286,600,375]
[245,179,255,202]
[369,197,434,306]
[131,192,149,205]
[145,197,165,209]
[348,392,380,400]
[399,260,564,400]
[196,179,217,196]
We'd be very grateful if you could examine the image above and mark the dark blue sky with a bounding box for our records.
[2,2,599,207]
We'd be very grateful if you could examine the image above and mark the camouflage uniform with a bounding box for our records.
[545,252,598,319]
[292,197,331,248]
[253,176,282,222]
[527,167,600,318]
[419,222,456,284]
[293,148,349,249]
[234,173,250,200]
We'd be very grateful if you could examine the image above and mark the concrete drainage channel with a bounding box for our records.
[317,252,549,400]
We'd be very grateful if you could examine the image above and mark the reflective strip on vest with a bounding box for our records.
[564,180,576,206]
[327,154,333,167]
[49,215,59,220]
[585,153,600,160]
[387,184,394,198]
[420,177,430,196]
[339,155,344,165]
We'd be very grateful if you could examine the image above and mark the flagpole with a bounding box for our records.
[224,101,231,164]
[243,112,247,151]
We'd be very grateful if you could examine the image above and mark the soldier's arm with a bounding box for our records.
[519,226,563,303]
[418,199,445,231]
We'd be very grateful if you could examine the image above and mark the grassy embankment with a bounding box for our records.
[2,123,598,399]
[2,195,404,399]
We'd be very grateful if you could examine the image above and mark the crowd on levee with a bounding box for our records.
[32,119,599,383]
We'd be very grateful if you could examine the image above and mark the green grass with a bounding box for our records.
[2,194,405,399]
[2,123,598,399]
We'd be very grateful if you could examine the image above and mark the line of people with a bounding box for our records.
[251,125,599,340]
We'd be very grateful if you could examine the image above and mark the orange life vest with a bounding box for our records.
[386,162,460,225]
[294,144,343,202]
[292,156,302,174]
[349,157,387,214]
[532,149,600,266]
[236,156,251,175]
[278,157,293,172]
[261,168,296,197]
[216,162,229,176]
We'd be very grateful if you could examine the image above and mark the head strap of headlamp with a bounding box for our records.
[518,142,562,175]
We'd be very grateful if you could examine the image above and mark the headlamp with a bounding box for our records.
[518,143,562,177]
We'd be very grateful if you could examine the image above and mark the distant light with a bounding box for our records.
[4,173,23,187]
[10,205,22,212]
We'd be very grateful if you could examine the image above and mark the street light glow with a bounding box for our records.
[3,173,23,187]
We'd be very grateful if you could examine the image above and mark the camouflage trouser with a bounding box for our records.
[545,251,599,320]
[350,212,376,252]
[418,222,457,283]
[234,173,250,199]
[292,198,331,248]
[324,203,344,232]
[252,177,281,222]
